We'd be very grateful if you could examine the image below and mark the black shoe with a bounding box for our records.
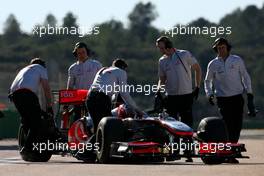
[227,158,239,164]
[185,158,193,162]
[166,155,181,161]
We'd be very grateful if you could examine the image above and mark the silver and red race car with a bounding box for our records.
[18,89,249,164]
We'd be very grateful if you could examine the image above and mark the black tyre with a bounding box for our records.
[18,125,52,162]
[201,156,225,165]
[196,117,228,165]
[196,117,228,142]
[96,117,125,163]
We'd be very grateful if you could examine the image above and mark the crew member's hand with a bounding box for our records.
[192,87,200,100]
[208,95,215,106]
[247,93,256,117]
[155,90,162,98]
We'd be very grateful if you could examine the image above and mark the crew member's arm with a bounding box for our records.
[67,67,75,89]
[204,63,214,96]
[158,76,166,91]
[41,78,53,108]
[204,63,215,105]
[239,58,256,116]
[157,60,166,91]
[239,58,252,93]
[118,71,141,113]
[191,63,202,88]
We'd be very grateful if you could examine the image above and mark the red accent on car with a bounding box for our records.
[59,89,88,105]
[127,141,161,154]
[128,141,160,146]
[198,142,233,155]
[68,120,89,148]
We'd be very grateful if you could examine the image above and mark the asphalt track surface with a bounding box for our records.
[0,130,264,176]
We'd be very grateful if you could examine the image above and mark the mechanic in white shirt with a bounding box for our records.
[87,59,143,131]
[156,36,202,128]
[67,42,102,89]
[9,58,53,150]
[67,42,102,120]
[204,38,256,145]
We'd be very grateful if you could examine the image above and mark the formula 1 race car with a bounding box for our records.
[18,89,249,164]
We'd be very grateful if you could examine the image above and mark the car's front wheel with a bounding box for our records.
[96,117,125,163]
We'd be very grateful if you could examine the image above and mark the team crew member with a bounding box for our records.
[67,42,102,89]
[156,36,202,128]
[67,42,102,120]
[204,38,256,146]
[87,59,143,131]
[9,58,53,150]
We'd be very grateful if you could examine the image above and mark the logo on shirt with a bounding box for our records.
[229,64,235,69]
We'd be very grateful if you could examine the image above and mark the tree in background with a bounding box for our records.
[3,14,22,42]
[63,12,78,28]
[128,2,158,41]
[44,13,58,27]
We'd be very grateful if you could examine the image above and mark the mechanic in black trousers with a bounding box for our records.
[87,59,143,133]
[156,36,202,127]
[9,58,54,151]
[204,38,256,163]
[156,36,202,162]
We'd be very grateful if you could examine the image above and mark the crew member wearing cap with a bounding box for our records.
[204,38,256,146]
[9,58,53,150]
[67,42,102,120]
[156,36,202,128]
[87,59,143,132]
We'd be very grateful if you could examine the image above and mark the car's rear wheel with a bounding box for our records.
[96,117,125,163]
[18,124,52,162]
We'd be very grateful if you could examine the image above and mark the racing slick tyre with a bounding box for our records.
[96,117,125,163]
[18,124,52,162]
[196,117,228,165]
[196,117,228,142]
[201,156,225,165]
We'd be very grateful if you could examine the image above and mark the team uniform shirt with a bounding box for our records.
[90,66,138,110]
[67,59,102,89]
[10,64,48,94]
[204,54,252,97]
[158,49,198,95]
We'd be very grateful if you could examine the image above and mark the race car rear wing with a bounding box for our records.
[57,89,89,105]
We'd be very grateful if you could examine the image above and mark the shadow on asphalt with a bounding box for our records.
[0,145,18,151]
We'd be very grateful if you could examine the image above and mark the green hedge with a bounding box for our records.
[0,110,20,138]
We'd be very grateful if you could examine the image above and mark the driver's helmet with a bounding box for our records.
[111,104,135,119]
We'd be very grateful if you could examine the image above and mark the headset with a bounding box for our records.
[156,36,173,49]
[212,37,232,52]
[72,42,91,57]
[112,59,128,70]
[30,58,46,68]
